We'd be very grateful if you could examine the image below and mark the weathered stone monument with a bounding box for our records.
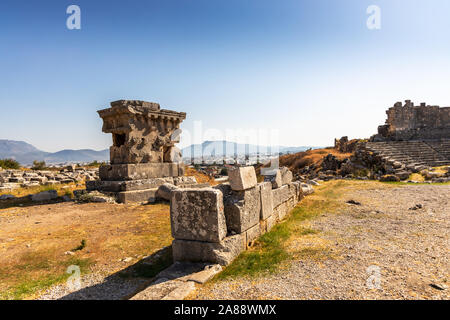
[87,100,193,203]
[372,100,450,141]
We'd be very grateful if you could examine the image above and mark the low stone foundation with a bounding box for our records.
[169,166,312,266]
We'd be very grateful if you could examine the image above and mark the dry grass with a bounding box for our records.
[213,180,391,280]
[409,173,425,182]
[257,148,353,177]
[0,202,172,299]
[185,167,217,185]
[0,182,84,198]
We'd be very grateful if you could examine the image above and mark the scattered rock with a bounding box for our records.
[409,204,423,211]
[430,283,448,291]
[346,200,362,206]
[31,190,58,202]
[0,194,16,200]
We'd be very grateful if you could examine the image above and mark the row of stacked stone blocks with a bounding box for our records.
[170,166,306,266]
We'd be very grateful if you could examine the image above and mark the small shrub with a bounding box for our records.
[72,239,87,252]
[0,158,20,169]
[31,160,46,170]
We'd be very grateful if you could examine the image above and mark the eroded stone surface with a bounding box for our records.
[172,234,246,266]
[228,166,257,191]
[219,184,261,234]
[98,100,186,165]
[170,188,226,243]
[259,182,273,220]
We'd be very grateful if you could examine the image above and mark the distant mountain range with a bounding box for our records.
[181,140,320,158]
[0,139,320,165]
[0,140,109,165]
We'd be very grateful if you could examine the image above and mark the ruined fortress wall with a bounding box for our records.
[169,167,313,266]
[375,101,450,141]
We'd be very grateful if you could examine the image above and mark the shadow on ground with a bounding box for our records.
[56,246,173,300]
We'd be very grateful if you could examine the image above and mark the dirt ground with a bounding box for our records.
[1,181,448,300]
[0,200,171,299]
[192,183,449,300]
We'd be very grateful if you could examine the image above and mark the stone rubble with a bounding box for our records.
[0,167,99,192]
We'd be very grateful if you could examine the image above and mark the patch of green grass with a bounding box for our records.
[72,239,87,252]
[0,257,92,300]
[215,181,348,280]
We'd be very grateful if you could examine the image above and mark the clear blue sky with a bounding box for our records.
[1,0,450,151]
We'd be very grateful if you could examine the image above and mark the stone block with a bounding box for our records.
[301,183,314,195]
[156,183,178,201]
[170,188,226,243]
[280,167,293,185]
[264,169,282,189]
[86,177,174,192]
[266,213,278,232]
[172,234,246,266]
[31,190,58,202]
[272,184,290,209]
[245,223,261,247]
[218,184,261,234]
[99,163,181,181]
[276,201,290,221]
[117,188,157,203]
[228,166,257,191]
[258,182,273,220]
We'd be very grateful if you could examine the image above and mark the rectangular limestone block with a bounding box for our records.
[86,177,174,192]
[276,201,289,221]
[217,184,261,234]
[117,188,158,203]
[245,224,261,247]
[170,188,227,243]
[275,185,291,208]
[264,169,282,189]
[272,184,290,209]
[280,167,293,185]
[99,163,181,181]
[228,166,257,191]
[259,182,273,220]
[266,213,278,232]
[291,181,304,202]
[172,234,246,266]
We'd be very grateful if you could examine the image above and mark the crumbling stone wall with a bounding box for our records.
[373,100,450,141]
[169,166,314,266]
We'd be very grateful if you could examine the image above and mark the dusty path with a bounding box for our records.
[193,184,449,300]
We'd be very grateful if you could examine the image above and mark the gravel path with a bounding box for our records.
[194,185,449,300]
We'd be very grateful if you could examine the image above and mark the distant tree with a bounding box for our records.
[32,160,46,170]
[0,158,20,169]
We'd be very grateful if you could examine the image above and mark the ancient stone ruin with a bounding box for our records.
[354,100,450,181]
[169,166,314,266]
[86,100,196,203]
[372,100,450,142]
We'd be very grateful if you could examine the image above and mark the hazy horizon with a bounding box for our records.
[2,0,450,152]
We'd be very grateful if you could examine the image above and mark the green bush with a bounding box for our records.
[31,160,46,170]
[0,158,21,169]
